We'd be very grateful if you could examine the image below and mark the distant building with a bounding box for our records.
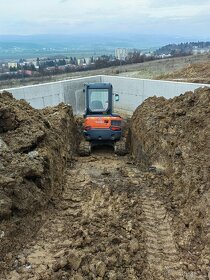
[77,58,84,65]
[65,58,72,64]
[24,70,33,76]
[31,60,40,69]
[58,66,66,71]
[31,60,38,66]
[85,58,91,65]
[192,48,210,55]
[8,62,18,68]
[159,54,172,58]
[115,48,129,60]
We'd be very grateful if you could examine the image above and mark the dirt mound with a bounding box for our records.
[0,92,75,258]
[156,61,210,84]
[130,87,210,275]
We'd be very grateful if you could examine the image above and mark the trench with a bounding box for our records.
[2,147,188,280]
[1,88,209,280]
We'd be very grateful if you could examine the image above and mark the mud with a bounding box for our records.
[0,92,75,271]
[2,149,187,280]
[0,88,210,280]
[131,87,210,278]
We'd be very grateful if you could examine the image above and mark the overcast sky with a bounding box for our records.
[1,0,210,38]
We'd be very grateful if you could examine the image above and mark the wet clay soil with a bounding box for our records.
[1,88,209,280]
[2,147,191,280]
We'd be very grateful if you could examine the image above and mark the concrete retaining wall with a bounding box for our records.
[101,75,210,114]
[1,75,209,115]
[1,76,101,114]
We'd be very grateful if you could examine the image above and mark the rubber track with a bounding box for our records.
[115,138,127,156]
[78,141,91,156]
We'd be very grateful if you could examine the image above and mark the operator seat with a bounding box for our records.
[91,100,104,110]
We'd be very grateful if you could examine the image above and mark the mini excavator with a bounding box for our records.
[78,83,127,156]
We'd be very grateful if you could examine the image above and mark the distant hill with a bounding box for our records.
[0,33,191,48]
[0,34,208,60]
[155,41,210,56]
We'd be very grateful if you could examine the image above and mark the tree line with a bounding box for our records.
[155,41,210,56]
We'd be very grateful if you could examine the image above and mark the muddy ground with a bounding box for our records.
[131,87,210,279]
[2,149,188,280]
[0,92,75,274]
[0,88,210,280]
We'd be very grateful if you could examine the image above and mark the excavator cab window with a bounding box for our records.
[88,89,109,113]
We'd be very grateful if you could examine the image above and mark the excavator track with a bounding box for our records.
[114,138,127,156]
[78,140,91,156]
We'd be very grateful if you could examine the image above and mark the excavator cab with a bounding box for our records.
[78,83,126,156]
[84,83,112,116]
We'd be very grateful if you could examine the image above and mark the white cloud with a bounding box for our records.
[147,3,210,19]
[0,0,210,36]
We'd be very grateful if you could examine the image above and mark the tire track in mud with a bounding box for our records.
[4,151,185,280]
[140,189,185,280]
[5,153,145,279]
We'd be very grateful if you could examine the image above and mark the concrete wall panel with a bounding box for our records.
[63,76,101,114]
[1,75,209,114]
[1,76,101,111]
[102,76,144,112]
[102,75,210,113]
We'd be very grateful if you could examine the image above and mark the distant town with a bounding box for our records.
[0,41,210,81]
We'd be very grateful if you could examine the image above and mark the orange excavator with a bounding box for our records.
[78,83,127,156]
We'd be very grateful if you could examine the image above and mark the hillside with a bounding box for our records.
[118,53,210,80]
[0,53,209,90]
[156,61,210,84]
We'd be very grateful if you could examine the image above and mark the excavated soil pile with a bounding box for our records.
[131,87,210,277]
[0,92,75,263]
[1,88,210,280]
[156,61,210,84]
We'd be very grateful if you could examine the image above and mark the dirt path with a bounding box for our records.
[3,149,186,280]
